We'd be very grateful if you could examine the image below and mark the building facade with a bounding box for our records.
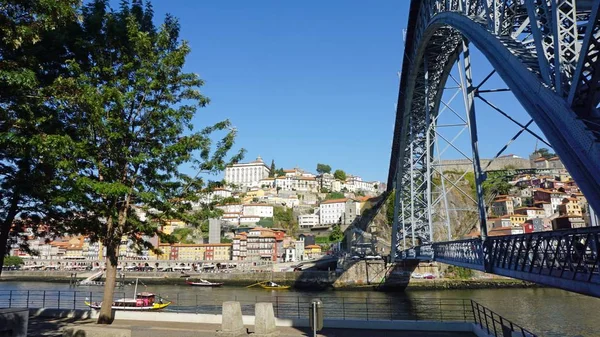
[224,156,270,188]
[319,198,348,225]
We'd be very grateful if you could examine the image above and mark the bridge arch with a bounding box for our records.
[388,1,600,297]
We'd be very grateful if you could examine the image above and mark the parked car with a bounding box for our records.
[423,273,435,279]
[411,273,423,279]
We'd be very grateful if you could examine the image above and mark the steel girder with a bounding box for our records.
[389,0,600,262]
[403,227,600,297]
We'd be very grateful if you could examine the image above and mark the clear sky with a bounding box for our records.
[118,1,547,182]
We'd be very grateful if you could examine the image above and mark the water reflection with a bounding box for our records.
[1,281,598,336]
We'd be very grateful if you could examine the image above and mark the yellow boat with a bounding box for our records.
[259,281,290,290]
[85,292,171,311]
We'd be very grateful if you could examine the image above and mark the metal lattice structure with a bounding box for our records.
[388,0,600,296]
[401,227,600,297]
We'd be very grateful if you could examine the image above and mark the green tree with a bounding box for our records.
[0,0,80,276]
[256,217,274,228]
[276,168,285,177]
[54,0,243,323]
[386,192,396,225]
[273,206,297,235]
[316,163,331,174]
[269,160,276,177]
[333,169,347,181]
[329,223,344,242]
[325,192,345,200]
[534,148,555,159]
[316,163,331,190]
[3,255,24,267]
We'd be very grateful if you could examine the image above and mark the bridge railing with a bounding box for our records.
[399,227,600,296]
[472,301,536,337]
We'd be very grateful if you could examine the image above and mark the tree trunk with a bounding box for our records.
[0,194,20,278]
[97,238,118,324]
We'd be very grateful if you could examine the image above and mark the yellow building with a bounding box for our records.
[161,219,187,235]
[157,243,232,261]
[559,197,582,216]
[304,244,322,259]
[243,189,265,203]
[509,214,528,227]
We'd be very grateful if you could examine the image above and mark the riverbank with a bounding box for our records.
[0,270,538,290]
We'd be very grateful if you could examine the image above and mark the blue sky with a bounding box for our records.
[120,1,546,182]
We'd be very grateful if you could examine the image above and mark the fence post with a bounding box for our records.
[195,294,198,314]
[439,299,443,321]
[74,292,77,309]
[365,298,369,321]
[58,291,61,309]
[483,307,490,334]
[26,291,30,309]
[275,296,279,317]
[177,293,180,312]
[342,297,345,320]
[389,298,392,320]
[43,291,46,308]
[8,290,12,308]
[492,312,498,337]
[89,292,92,306]
[297,296,300,318]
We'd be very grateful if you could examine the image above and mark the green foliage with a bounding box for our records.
[329,223,344,242]
[269,160,276,178]
[256,217,274,228]
[355,190,365,197]
[320,187,330,193]
[0,0,80,274]
[219,197,241,205]
[447,266,473,279]
[315,236,331,244]
[171,227,201,244]
[325,192,345,200]
[276,168,285,177]
[316,163,331,174]
[3,256,24,266]
[483,173,513,196]
[534,148,555,159]
[386,191,396,225]
[221,237,233,243]
[38,0,244,321]
[273,207,297,235]
[333,169,347,181]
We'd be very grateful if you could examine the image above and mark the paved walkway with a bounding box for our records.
[29,317,476,337]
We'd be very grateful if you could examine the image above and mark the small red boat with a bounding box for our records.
[185,278,224,287]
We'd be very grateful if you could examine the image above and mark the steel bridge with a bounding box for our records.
[388,0,600,297]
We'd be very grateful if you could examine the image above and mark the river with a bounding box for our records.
[0,281,597,337]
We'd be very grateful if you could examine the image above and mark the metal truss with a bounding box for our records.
[389,0,600,263]
[402,227,600,297]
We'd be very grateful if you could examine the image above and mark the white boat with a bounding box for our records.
[185,278,224,287]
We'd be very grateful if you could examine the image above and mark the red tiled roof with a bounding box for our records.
[321,198,348,204]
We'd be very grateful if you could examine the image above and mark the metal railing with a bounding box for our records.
[0,289,536,335]
[471,301,536,337]
[0,290,473,321]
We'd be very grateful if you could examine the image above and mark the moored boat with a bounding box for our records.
[185,278,224,287]
[85,278,170,311]
[85,292,170,311]
[259,281,290,290]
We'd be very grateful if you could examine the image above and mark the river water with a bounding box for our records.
[0,281,597,337]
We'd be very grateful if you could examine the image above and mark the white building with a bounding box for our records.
[224,156,270,188]
[217,204,243,214]
[242,204,274,218]
[319,198,348,225]
[298,214,320,229]
[284,240,305,262]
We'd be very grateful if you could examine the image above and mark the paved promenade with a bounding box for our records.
[29,317,476,337]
